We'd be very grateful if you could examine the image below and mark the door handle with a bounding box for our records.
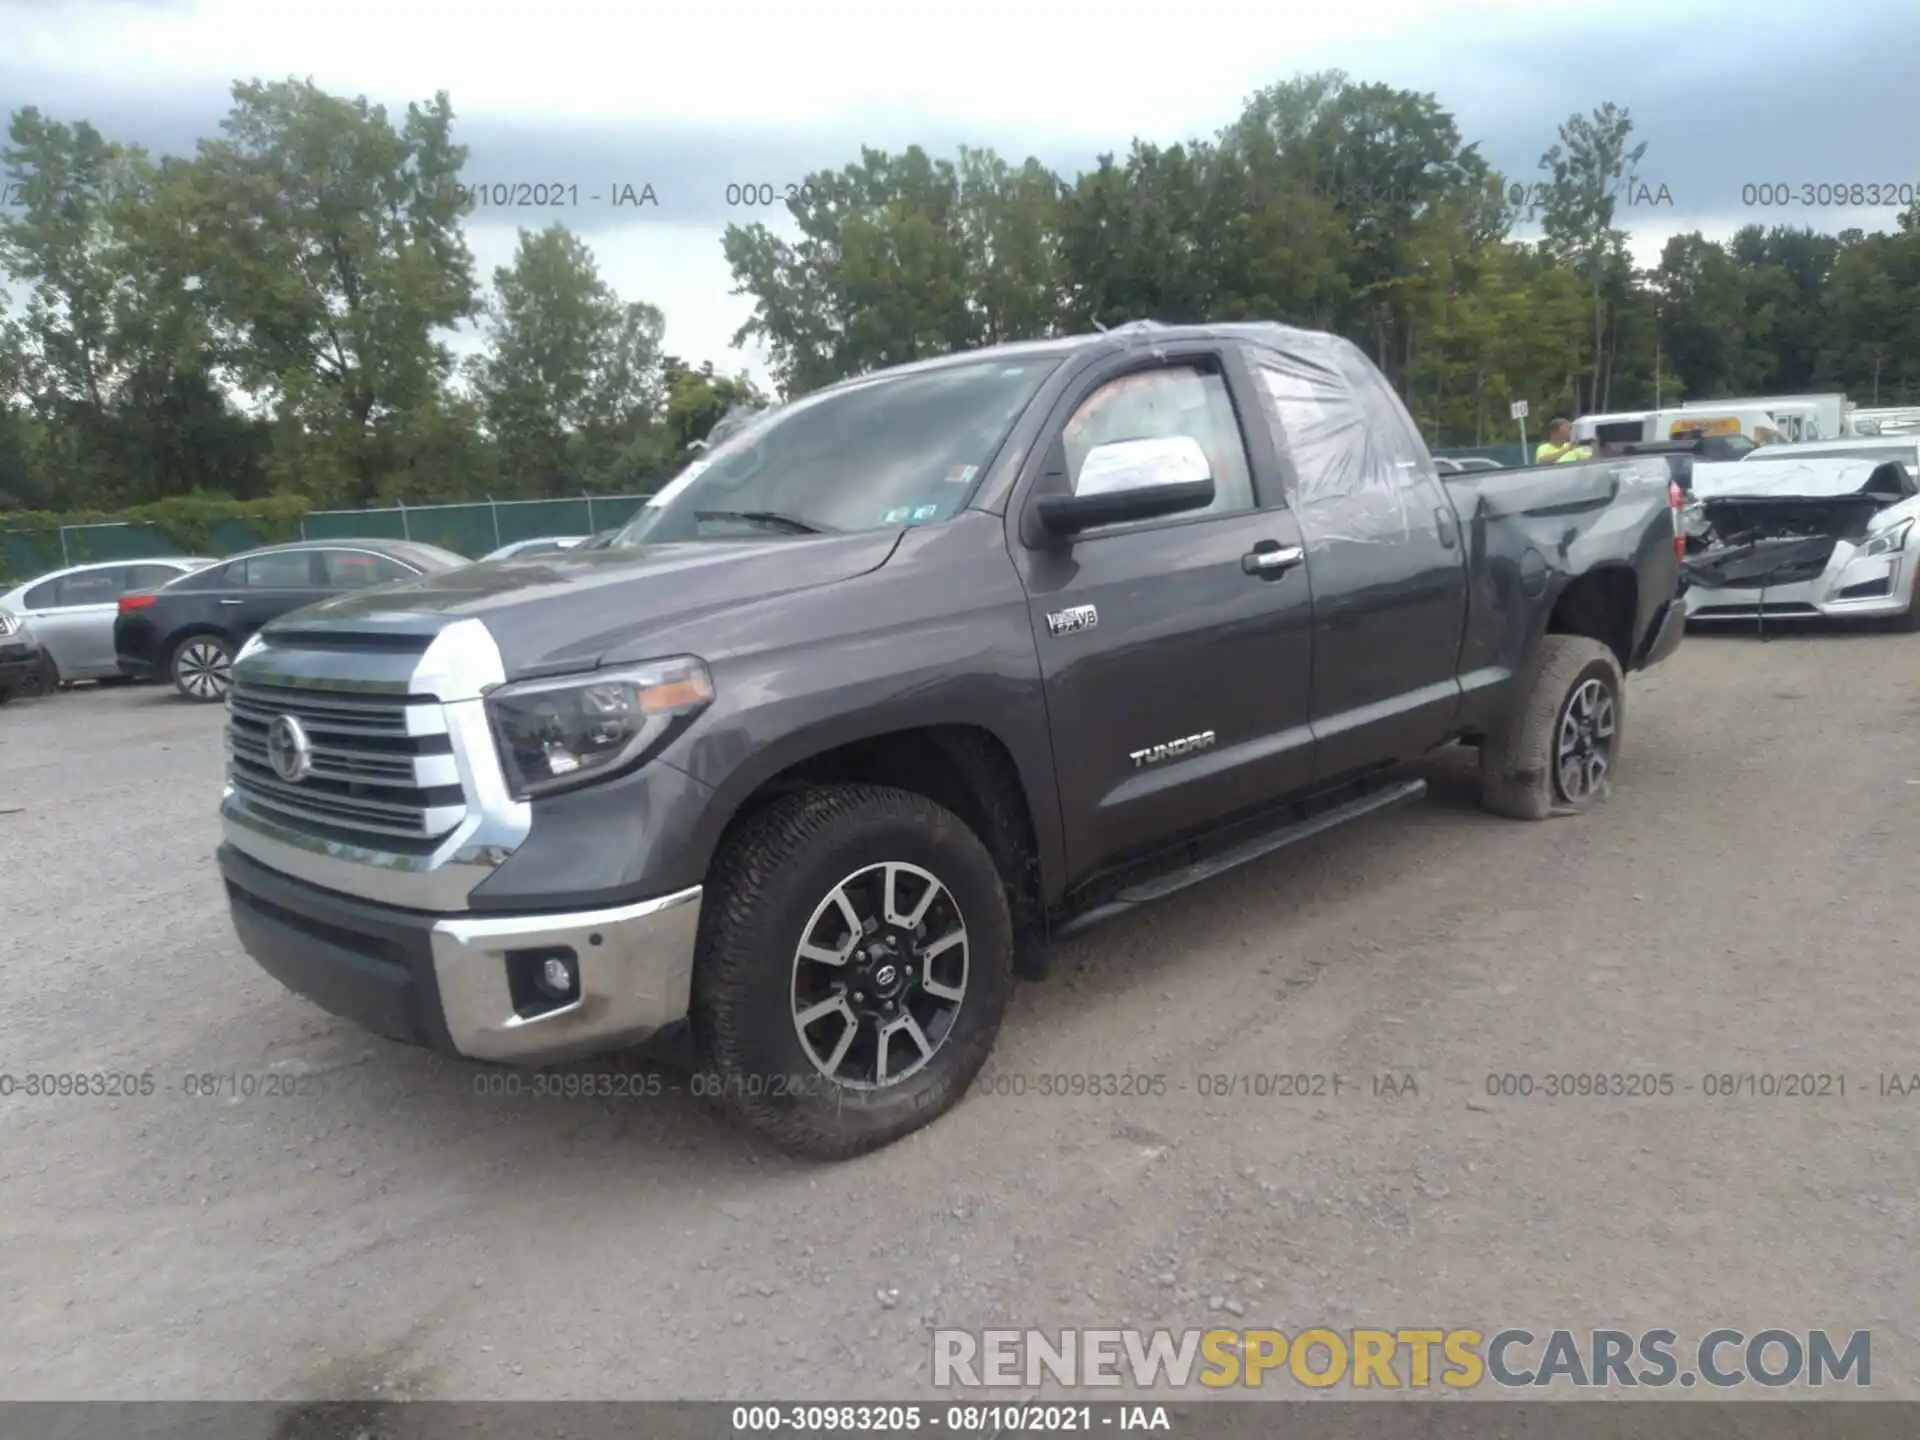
[218,598,245,606]
[1242,543,1304,578]
[1434,505,1458,549]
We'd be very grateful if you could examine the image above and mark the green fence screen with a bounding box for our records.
[0,494,652,584]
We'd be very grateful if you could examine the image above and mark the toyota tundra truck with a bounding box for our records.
[215,321,1688,1159]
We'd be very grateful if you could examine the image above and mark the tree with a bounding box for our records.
[1220,71,1495,385]
[472,224,668,496]
[161,79,478,503]
[1536,103,1647,412]
[1822,215,1920,405]
[1,107,266,508]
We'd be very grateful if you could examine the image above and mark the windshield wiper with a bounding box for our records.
[693,509,830,535]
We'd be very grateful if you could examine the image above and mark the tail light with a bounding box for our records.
[1668,480,1686,563]
[118,593,158,612]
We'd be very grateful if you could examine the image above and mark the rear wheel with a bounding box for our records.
[171,634,234,702]
[1480,636,1624,820]
[691,784,1013,1161]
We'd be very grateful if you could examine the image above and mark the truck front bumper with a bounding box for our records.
[218,843,703,1065]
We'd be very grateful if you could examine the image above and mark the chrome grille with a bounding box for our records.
[226,678,468,843]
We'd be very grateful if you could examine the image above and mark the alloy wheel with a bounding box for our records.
[790,861,970,1091]
[1555,676,1617,803]
[176,640,232,700]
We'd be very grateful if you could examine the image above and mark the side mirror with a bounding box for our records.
[1029,436,1217,543]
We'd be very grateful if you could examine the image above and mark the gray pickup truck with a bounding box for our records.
[215,321,1688,1158]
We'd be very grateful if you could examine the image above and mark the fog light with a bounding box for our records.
[506,946,581,1017]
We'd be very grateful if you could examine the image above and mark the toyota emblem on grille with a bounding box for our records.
[266,714,313,783]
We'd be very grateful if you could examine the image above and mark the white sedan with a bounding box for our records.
[0,555,219,682]
[1682,456,1918,627]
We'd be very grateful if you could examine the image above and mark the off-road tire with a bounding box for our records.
[1479,635,1624,821]
[691,783,1013,1161]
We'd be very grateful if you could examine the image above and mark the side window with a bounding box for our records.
[20,577,64,610]
[51,568,127,606]
[1250,346,1413,536]
[320,551,414,588]
[1338,353,1434,490]
[1061,365,1255,518]
[244,551,318,588]
[126,563,185,590]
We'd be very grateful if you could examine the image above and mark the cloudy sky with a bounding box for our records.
[4,0,1918,388]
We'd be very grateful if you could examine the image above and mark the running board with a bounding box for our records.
[1051,777,1428,939]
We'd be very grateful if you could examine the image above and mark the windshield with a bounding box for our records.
[616,358,1060,545]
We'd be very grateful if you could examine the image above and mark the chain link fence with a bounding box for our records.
[0,493,651,583]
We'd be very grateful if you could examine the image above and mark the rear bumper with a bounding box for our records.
[1638,597,1687,670]
[219,843,704,1064]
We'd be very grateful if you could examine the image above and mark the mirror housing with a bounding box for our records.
[1026,435,1216,545]
[1034,480,1215,539]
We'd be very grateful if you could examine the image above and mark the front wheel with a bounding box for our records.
[691,783,1013,1160]
[171,634,234,702]
[1480,635,1624,821]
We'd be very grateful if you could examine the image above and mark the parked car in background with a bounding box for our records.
[479,536,587,562]
[0,557,217,683]
[1683,456,1919,628]
[0,610,59,703]
[114,539,469,701]
[1745,433,1919,479]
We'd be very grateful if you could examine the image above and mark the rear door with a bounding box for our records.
[1008,343,1318,880]
[316,548,421,593]
[1241,339,1468,779]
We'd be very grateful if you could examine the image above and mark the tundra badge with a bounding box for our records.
[1130,731,1216,768]
[1046,604,1099,637]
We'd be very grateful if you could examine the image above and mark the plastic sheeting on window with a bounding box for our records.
[1247,327,1418,545]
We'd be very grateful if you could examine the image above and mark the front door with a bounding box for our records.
[1009,346,1319,882]
[229,550,330,641]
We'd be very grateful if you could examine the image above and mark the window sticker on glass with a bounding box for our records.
[910,503,940,522]
[883,506,916,523]
[942,464,978,485]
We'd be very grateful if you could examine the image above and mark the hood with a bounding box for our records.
[1692,457,1914,502]
[270,528,905,675]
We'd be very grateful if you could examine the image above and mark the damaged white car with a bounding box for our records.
[1682,455,1919,629]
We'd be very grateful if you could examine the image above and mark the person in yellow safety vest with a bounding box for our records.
[1535,417,1590,463]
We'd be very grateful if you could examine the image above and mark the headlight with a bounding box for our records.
[1860,517,1911,559]
[485,656,714,799]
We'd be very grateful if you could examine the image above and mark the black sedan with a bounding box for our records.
[114,539,468,701]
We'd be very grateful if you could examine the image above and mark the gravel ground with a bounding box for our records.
[1,628,1917,1404]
